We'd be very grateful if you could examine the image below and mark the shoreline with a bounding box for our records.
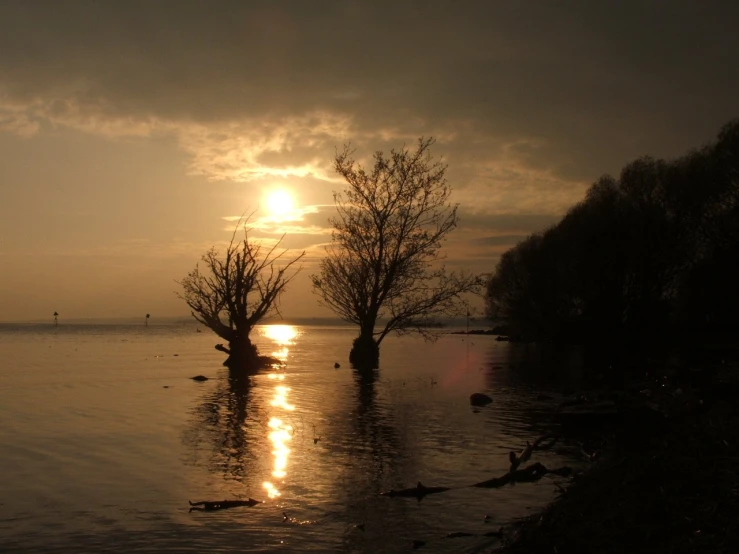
[492,364,739,553]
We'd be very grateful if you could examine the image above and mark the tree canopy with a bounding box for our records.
[178,220,304,370]
[312,137,482,367]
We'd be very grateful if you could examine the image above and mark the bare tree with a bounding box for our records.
[177,219,304,370]
[312,137,482,368]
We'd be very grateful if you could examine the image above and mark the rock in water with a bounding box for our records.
[470,392,493,406]
[191,375,209,382]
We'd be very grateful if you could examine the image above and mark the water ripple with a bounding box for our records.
[0,325,583,553]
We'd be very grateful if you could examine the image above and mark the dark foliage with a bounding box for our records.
[486,120,739,361]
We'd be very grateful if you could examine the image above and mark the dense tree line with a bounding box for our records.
[486,120,739,350]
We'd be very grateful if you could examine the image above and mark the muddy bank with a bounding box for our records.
[494,366,739,553]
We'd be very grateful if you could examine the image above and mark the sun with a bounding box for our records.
[264,189,294,217]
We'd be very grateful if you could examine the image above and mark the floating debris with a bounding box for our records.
[188,498,262,512]
[381,481,450,500]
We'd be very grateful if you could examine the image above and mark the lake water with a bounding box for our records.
[0,323,583,553]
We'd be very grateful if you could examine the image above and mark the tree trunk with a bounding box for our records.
[223,337,260,372]
[349,326,379,369]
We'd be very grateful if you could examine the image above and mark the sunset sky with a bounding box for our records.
[1,1,738,322]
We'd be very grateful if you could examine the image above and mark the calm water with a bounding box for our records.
[0,323,582,553]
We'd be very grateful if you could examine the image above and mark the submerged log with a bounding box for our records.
[188,498,262,512]
[509,434,558,472]
[381,481,451,500]
[473,462,572,488]
[380,435,569,502]
[444,530,504,539]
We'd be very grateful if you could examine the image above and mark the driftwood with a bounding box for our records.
[381,481,451,500]
[445,530,504,539]
[473,462,572,488]
[188,498,262,512]
[509,434,558,472]
[381,435,569,501]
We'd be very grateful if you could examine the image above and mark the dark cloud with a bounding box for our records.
[458,210,560,234]
[468,235,530,247]
[1,0,737,188]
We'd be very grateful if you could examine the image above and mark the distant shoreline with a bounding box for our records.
[0,317,489,328]
[449,329,497,335]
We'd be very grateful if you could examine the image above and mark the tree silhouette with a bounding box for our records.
[177,219,304,371]
[485,119,739,366]
[312,138,481,368]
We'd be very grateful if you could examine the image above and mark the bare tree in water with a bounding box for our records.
[178,219,304,371]
[312,138,482,368]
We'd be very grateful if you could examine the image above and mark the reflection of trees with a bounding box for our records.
[328,368,415,552]
[181,371,259,482]
[352,369,401,473]
[322,367,406,493]
[487,342,585,390]
[480,342,579,444]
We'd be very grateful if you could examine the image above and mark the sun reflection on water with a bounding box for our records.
[260,324,299,500]
[261,324,298,346]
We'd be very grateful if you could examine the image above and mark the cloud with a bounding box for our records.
[467,235,530,247]
[177,113,353,182]
[0,102,40,136]
[457,210,560,234]
[0,237,222,260]
[1,0,738,222]
[222,203,333,237]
